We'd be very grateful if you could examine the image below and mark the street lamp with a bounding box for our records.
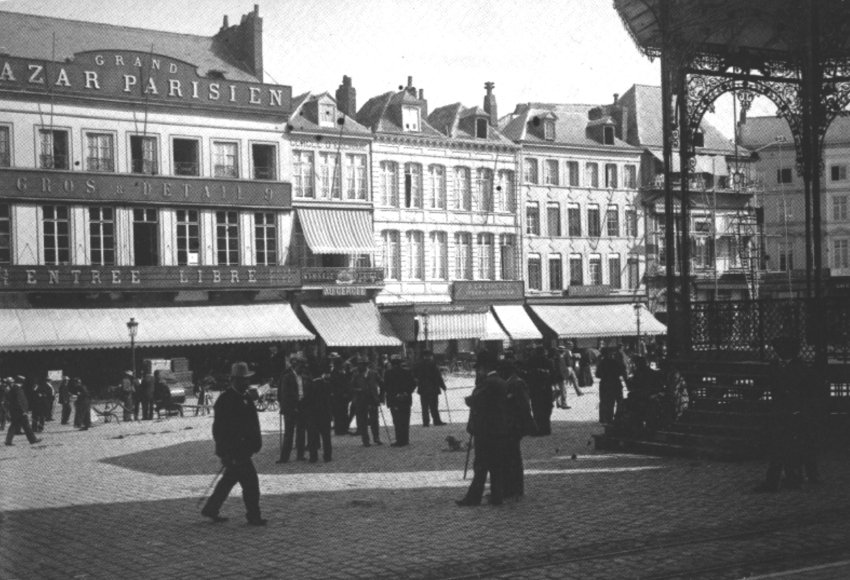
[126,317,139,380]
[634,303,643,355]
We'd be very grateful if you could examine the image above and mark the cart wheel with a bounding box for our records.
[267,400,279,412]
[256,399,268,412]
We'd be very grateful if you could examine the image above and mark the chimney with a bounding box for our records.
[418,88,428,117]
[613,93,619,104]
[222,15,229,29]
[214,6,264,80]
[406,75,417,96]
[483,81,497,127]
[336,75,357,119]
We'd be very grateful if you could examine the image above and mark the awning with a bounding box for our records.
[529,303,666,339]
[0,303,314,352]
[492,305,543,341]
[298,208,376,254]
[415,311,508,342]
[301,301,401,347]
[483,311,511,342]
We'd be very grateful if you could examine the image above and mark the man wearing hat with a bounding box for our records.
[201,361,266,526]
[277,354,312,463]
[350,356,383,447]
[413,350,447,427]
[120,370,137,422]
[326,353,353,436]
[5,375,41,446]
[384,354,416,446]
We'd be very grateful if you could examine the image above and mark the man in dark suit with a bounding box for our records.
[350,357,383,447]
[201,361,266,526]
[414,350,446,427]
[276,355,310,463]
[5,376,41,446]
[305,366,333,463]
[457,350,508,507]
[501,358,536,500]
[384,355,416,447]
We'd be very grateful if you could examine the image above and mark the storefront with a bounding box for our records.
[527,302,666,348]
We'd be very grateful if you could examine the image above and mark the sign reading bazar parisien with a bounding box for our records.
[0,168,291,208]
[0,266,301,290]
[0,51,292,114]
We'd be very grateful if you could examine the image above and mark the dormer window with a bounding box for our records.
[603,126,615,145]
[543,119,556,141]
[693,128,705,148]
[402,105,421,132]
[476,118,488,139]
[319,103,337,128]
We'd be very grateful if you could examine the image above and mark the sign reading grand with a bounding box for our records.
[0,51,292,114]
[0,168,291,208]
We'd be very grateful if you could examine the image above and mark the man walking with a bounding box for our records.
[58,376,72,425]
[306,366,333,463]
[414,350,446,427]
[5,376,41,446]
[384,354,416,447]
[201,361,266,526]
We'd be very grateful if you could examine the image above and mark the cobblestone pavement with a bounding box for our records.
[2,374,850,579]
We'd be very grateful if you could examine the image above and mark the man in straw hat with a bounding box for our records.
[201,361,266,526]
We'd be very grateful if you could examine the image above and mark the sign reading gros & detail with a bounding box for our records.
[0,51,292,114]
[452,280,525,302]
[0,168,292,208]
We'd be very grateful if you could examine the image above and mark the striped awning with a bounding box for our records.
[420,311,508,342]
[529,303,666,339]
[492,305,543,341]
[0,303,314,352]
[301,301,401,347]
[298,208,376,254]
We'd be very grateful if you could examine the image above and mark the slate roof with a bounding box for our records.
[499,103,634,149]
[0,10,258,82]
[287,92,372,136]
[427,102,515,146]
[356,90,446,139]
[739,115,850,150]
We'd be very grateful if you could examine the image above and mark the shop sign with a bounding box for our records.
[0,265,301,290]
[322,286,367,296]
[566,285,612,297]
[452,280,524,301]
[0,168,291,208]
[0,51,292,114]
[301,267,384,286]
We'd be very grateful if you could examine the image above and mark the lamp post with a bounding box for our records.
[634,303,642,355]
[126,317,139,380]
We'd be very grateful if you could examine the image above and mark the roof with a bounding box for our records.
[0,10,258,81]
[427,102,516,146]
[287,92,372,136]
[356,90,446,139]
[500,102,635,149]
[740,115,850,150]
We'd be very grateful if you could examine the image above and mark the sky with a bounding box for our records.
[0,0,774,137]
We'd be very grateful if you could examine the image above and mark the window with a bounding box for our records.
[404,163,423,208]
[547,202,561,237]
[527,254,542,290]
[588,204,601,237]
[569,254,583,286]
[543,119,556,140]
[777,167,793,184]
[834,239,850,269]
[626,207,638,238]
[88,207,115,266]
[834,195,848,221]
[382,230,401,280]
[176,209,200,266]
[0,126,10,167]
[524,158,539,184]
[778,243,793,271]
[380,161,399,206]
[38,129,69,170]
[605,163,618,188]
[215,210,239,266]
[497,170,515,212]
[130,135,158,175]
[318,152,341,199]
[477,168,494,212]
[428,165,447,209]
[500,234,516,279]
[85,133,115,172]
[603,126,615,145]
[543,159,559,185]
[549,255,563,291]
[567,161,579,186]
[293,150,315,198]
[255,212,277,266]
[691,237,714,268]
[345,154,367,200]
[831,165,847,181]
[454,167,471,211]
[568,203,581,236]
[407,231,425,280]
[624,165,637,188]
[628,258,640,289]
[133,208,158,266]
[476,118,488,139]
[585,162,599,188]
[454,232,472,280]
[692,128,705,148]
[318,102,337,128]
[526,202,540,236]
[173,138,200,176]
[608,255,621,289]
[477,233,495,280]
[252,144,277,180]
[0,204,9,264]
[589,254,602,285]
[42,205,70,265]
[607,205,619,237]
[402,106,420,132]
[430,231,448,280]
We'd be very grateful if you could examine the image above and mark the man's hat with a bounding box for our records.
[355,355,370,365]
[390,354,403,363]
[230,361,255,379]
[123,370,134,377]
[327,352,341,360]
[14,374,26,382]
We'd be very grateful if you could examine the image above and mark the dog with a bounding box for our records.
[445,435,465,452]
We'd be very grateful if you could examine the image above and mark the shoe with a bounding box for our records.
[296,456,306,462]
[455,499,480,507]
[4,442,12,446]
[434,422,446,426]
[563,405,572,410]
[309,458,318,463]
[488,499,504,506]
[363,442,371,447]
[30,438,42,444]
[246,518,268,526]
[201,508,228,523]
[423,424,430,428]
[390,442,402,447]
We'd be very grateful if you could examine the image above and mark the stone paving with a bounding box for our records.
[2,375,850,579]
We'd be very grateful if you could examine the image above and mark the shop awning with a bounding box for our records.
[298,208,376,254]
[483,311,511,342]
[528,304,666,339]
[301,301,401,347]
[492,305,543,341]
[0,303,314,352]
[417,311,507,342]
